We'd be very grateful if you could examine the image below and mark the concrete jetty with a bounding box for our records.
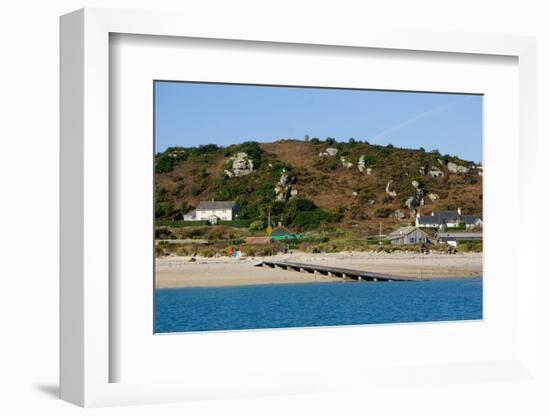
[254,260,425,282]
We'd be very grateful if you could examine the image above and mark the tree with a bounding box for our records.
[248,219,265,231]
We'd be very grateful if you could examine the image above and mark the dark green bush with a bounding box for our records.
[292,210,340,227]
[374,207,392,218]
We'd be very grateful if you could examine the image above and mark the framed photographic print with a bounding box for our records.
[153,81,484,334]
[60,8,538,408]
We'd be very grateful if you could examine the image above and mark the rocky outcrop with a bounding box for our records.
[357,155,366,172]
[274,169,297,201]
[394,209,406,220]
[340,156,354,169]
[429,167,445,178]
[419,166,427,175]
[227,152,254,177]
[385,180,397,198]
[405,181,425,209]
[405,193,424,209]
[447,162,469,174]
[319,147,339,157]
[357,155,372,174]
[167,149,185,158]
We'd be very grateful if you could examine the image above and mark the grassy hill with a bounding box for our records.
[155,138,482,235]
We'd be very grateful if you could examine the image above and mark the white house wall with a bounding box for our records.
[196,208,233,221]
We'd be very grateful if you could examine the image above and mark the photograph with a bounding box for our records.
[153,81,483,333]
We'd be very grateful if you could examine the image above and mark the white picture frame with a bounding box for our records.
[60,8,538,408]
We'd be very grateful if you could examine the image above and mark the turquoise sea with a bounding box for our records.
[154,277,482,333]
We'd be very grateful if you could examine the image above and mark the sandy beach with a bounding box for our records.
[155,251,482,288]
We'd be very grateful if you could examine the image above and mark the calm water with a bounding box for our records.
[154,278,482,333]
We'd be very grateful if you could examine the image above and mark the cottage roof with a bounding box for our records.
[387,226,428,240]
[196,201,237,210]
[417,215,442,225]
[388,226,416,237]
[433,210,461,220]
[463,215,482,225]
[436,232,483,239]
[418,210,463,225]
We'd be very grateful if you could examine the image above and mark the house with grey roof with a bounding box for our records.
[462,215,483,229]
[386,226,430,245]
[183,201,238,224]
[415,208,482,230]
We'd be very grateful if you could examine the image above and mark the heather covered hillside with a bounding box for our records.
[155,138,482,235]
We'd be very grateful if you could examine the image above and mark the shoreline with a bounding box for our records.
[155,251,482,288]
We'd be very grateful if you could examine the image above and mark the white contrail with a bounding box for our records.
[370,95,473,142]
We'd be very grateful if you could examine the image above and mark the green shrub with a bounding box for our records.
[292,210,340,227]
[248,219,265,231]
[155,147,186,173]
[155,201,174,219]
[155,227,173,239]
[457,240,483,252]
[374,207,392,218]
[289,198,317,211]
[189,183,202,196]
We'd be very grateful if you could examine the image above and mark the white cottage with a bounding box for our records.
[183,201,238,224]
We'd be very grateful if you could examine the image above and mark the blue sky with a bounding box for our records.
[155,81,483,163]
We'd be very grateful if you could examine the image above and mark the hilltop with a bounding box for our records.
[155,138,482,235]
